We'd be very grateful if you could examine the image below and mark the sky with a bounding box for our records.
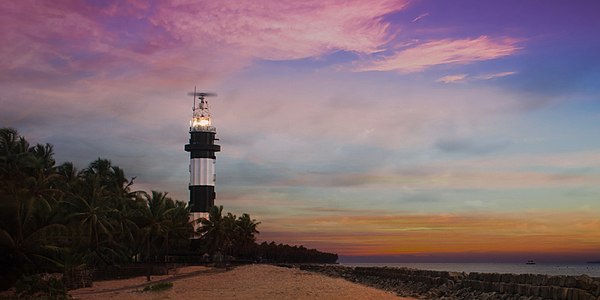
[2,0,600,263]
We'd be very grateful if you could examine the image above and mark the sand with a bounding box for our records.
[70,264,415,300]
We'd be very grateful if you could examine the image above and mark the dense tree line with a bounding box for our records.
[0,127,337,290]
[0,128,196,288]
[195,206,338,264]
[255,242,339,263]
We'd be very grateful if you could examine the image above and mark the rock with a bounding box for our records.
[298,264,598,300]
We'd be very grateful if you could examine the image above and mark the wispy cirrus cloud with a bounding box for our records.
[476,71,518,80]
[436,74,468,83]
[437,71,517,83]
[411,12,429,23]
[357,36,522,73]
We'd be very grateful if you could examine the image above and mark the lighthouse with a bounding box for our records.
[185,90,220,229]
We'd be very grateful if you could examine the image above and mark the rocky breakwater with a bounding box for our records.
[297,265,600,300]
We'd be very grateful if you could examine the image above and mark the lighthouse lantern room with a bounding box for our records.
[185,89,221,229]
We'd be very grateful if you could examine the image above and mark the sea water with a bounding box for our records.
[342,263,600,277]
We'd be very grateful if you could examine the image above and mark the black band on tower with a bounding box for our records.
[189,186,216,212]
[185,131,221,159]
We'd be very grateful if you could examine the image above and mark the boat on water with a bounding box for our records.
[526,260,536,265]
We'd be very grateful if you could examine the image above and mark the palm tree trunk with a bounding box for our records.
[165,232,169,262]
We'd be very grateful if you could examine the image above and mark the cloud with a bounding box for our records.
[208,148,600,191]
[214,74,555,161]
[271,169,600,190]
[434,151,600,172]
[152,0,408,61]
[210,145,600,192]
[436,74,468,83]
[436,71,517,83]
[0,0,413,200]
[411,12,429,23]
[356,36,522,73]
[0,0,409,89]
[476,71,517,80]
[435,137,509,154]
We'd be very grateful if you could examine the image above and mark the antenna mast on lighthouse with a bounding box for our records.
[185,88,221,236]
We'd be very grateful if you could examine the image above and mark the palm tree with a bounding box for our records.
[0,128,29,177]
[55,162,79,192]
[137,191,177,262]
[197,205,236,255]
[162,200,192,256]
[83,159,136,196]
[234,213,260,257]
[0,172,67,283]
[63,175,121,266]
[83,159,112,179]
[28,143,56,172]
[111,194,142,261]
[0,129,66,282]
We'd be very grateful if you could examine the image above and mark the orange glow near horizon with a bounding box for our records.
[257,211,600,257]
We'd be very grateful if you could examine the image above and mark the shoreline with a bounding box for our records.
[339,262,600,277]
[299,264,600,300]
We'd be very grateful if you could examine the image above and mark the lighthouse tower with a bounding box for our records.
[185,90,220,228]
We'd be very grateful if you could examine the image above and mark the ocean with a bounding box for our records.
[341,263,600,277]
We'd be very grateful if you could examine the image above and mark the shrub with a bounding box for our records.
[14,274,68,299]
[142,282,173,292]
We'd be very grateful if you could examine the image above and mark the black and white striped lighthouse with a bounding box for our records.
[185,90,220,226]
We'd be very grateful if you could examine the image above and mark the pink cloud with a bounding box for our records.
[0,0,409,92]
[0,2,103,73]
[357,36,522,73]
[151,0,408,60]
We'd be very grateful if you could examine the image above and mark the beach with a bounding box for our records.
[70,264,414,300]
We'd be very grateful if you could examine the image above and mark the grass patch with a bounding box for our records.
[143,282,173,292]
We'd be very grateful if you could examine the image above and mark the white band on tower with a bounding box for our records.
[190,158,216,186]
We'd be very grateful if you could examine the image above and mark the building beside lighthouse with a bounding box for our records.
[185,91,220,229]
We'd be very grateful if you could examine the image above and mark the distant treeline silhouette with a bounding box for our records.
[254,241,339,263]
[0,127,337,290]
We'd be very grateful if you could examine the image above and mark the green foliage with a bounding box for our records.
[0,128,193,288]
[142,281,173,292]
[195,205,261,257]
[137,191,193,262]
[14,274,67,299]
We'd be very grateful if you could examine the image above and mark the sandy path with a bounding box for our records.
[70,264,415,300]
